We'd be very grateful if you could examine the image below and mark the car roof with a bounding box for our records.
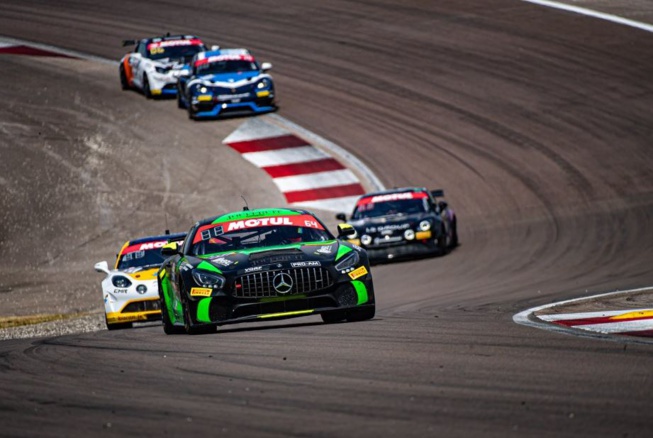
[197,208,312,227]
[359,187,429,198]
[142,34,202,44]
[126,232,187,245]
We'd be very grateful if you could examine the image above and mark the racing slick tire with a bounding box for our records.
[437,224,449,254]
[177,91,186,109]
[321,310,346,324]
[187,106,196,120]
[119,65,130,90]
[450,218,458,248]
[143,75,153,99]
[182,296,215,335]
[159,286,185,335]
[346,306,375,322]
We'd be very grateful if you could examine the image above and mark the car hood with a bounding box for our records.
[349,212,434,234]
[154,58,190,70]
[118,266,159,281]
[192,241,342,272]
[199,71,262,86]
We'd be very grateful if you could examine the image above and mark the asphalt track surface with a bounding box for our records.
[1,1,653,436]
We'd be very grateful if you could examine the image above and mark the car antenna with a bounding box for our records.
[241,195,249,211]
[164,212,170,235]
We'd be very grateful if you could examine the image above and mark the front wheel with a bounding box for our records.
[321,311,346,324]
[177,91,186,109]
[160,293,184,335]
[143,75,152,99]
[346,306,375,322]
[119,65,129,90]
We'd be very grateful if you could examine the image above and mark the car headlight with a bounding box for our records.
[192,270,225,289]
[360,234,372,246]
[419,220,431,231]
[136,285,147,294]
[112,276,132,288]
[404,229,415,240]
[335,251,360,271]
[155,66,170,74]
[199,86,208,93]
[257,78,271,89]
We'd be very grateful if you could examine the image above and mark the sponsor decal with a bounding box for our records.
[291,261,321,268]
[148,39,203,49]
[194,215,324,243]
[366,223,410,233]
[244,266,263,273]
[194,54,255,67]
[122,240,169,255]
[415,231,431,240]
[357,191,428,206]
[114,288,128,294]
[348,266,368,280]
[316,246,332,255]
[211,257,234,267]
[190,287,212,297]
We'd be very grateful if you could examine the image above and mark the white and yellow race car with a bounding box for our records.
[94,232,186,330]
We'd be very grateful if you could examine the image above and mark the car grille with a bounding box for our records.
[122,299,161,313]
[233,267,333,298]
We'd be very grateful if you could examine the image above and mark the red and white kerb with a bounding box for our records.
[223,119,366,212]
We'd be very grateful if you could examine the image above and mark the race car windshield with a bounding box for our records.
[148,44,204,62]
[196,60,258,75]
[352,198,429,219]
[191,224,331,256]
[117,248,167,270]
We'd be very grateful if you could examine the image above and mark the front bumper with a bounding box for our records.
[191,93,276,118]
[105,298,162,324]
[188,278,374,327]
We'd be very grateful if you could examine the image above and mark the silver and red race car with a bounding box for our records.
[119,34,208,98]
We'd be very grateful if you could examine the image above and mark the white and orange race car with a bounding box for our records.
[119,34,208,98]
[94,232,186,330]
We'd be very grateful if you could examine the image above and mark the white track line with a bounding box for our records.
[522,0,653,33]
[273,169,359,192]
[513,286,653,344]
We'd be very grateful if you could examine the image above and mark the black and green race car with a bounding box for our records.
[158,208,375,334]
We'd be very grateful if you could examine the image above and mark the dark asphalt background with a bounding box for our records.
[1,1,652,436]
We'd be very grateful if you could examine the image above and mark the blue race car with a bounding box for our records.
[176,48,277,119]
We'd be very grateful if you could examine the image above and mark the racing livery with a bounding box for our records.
[336,188,457,262]
[119,34,207,98]
[94,232,186,330]
[177,48,276,119]
[158,208,374,334]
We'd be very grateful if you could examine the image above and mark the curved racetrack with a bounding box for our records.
[1,1,653,436]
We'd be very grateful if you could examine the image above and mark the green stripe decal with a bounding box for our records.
[259,310,314,319]
[335,244,352,261]
[197,261,222,274]
[352,280,368,305]
[197,298,212,323]
[160,272,178,323]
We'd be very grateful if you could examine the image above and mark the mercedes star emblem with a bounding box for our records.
[273,272,293,294]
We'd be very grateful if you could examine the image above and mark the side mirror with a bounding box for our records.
[211,45,221,51]
[94,261,110,275]
[337,223,356,239]
[260,62,272,72]
[335,213,347,222]
[161,242,179,256]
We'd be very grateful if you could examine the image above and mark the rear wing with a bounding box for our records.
[122,39,136,47]
[430,189,444,199]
